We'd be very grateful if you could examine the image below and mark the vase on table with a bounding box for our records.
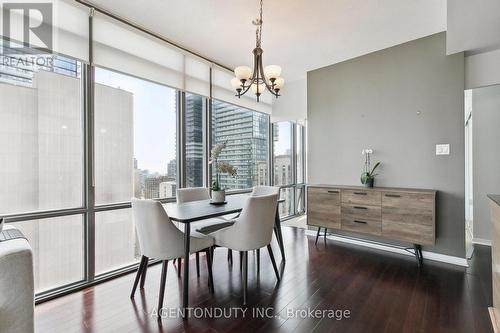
[212,189,226,203]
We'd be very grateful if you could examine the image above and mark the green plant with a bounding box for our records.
[361,161,381,184]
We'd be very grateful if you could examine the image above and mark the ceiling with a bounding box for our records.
[86,0,446,82]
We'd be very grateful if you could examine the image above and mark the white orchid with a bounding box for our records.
[210,141,237,191]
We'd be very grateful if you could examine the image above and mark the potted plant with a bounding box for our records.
[210,141,237,203]
[360,149,380,188]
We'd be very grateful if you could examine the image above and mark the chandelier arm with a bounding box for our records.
[238,79,253,97]
[258,57,279,97]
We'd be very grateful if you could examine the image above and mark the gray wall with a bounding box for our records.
[447,0,500,54]
[466,48,500,89]
[307,33,466,257]
[472,85,500,241]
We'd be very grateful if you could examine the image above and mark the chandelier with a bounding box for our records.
[230,0,284,102]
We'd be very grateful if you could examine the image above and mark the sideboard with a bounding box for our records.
[307,185,436,265]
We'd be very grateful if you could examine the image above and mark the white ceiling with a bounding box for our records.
[87,0,446,82]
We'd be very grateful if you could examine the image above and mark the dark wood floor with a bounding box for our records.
[35,227,493,333]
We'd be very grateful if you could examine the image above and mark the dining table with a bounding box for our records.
[163,193,285,317]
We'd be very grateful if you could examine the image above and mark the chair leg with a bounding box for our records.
[267,244,280,282]
[157,260,168,315]
[324,228,327,244]
[206,249,214,293]
[177,257,182,278]
[239,251,243,271]
[211,246,215,265]
[130,255,147,298]
[196,252,200,277]
[140,256,149,289]
[227,249,233,265]
[256,248,260,273]
[315,227,321,245]
[242,251,248,305]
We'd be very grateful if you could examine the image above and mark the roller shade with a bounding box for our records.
[185,54,210,97]
[93,12,184,89]
[212,65,272,115]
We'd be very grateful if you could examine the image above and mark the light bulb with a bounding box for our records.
[264,65,282,80]
[231,77,242,90]
[273,77,285,90]
[251,83,266,95]
[234,66,252,81]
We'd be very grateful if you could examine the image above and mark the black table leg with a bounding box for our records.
[274,209,285,261]
[182,223,190,319]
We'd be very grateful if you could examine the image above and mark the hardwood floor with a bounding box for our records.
[35,227,493,333]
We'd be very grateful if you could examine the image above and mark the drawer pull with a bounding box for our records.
[385,194,401,198]
[353,206,368,210]
[353,220,368,224]
[353,192,367,195]
[327,190,339,194]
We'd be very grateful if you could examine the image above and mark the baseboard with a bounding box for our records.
[305,230,468,267]
[472,238,492,246]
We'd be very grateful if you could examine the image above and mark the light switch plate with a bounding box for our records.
[436,144,450,155]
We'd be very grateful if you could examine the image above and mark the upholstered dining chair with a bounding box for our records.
[247,186,280,270]
[174,187,236,272]
[207,193,280,304]
[130,199,215,312]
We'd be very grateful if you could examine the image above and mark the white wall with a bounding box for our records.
[271,78,307,123]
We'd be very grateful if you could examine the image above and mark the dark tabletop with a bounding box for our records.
[488,194,500,207]
[163,194,285,223]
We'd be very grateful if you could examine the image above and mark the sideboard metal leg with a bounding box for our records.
[413,244,423,266]
[315,227,321,245]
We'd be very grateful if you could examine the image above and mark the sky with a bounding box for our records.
[95,67,177,174]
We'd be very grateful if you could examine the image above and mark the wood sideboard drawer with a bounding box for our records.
[307,187,341,229]
[341,215,381,236]
[342,189,381,206]
[341,203,381,221]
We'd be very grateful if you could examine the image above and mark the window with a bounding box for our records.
[95,209,138,275]
[0,40,84,215]
[1,5,277,300]
[296,124,305,184]
[272,122,306,218]
[0,37,86,293]
[11,215,85,293]
[273,122,293,186]
[211,100,269,190]
[185,93,205,187]
[94,67,178,204]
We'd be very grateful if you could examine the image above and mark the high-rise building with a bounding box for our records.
[0,66,134,291]
[185,94,204,187]
[167,159,176,178]
[159,181,177,198]
[144,176,171,199]
[212,100,268,190]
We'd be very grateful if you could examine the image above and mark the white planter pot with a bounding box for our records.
[212,190,226,203]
